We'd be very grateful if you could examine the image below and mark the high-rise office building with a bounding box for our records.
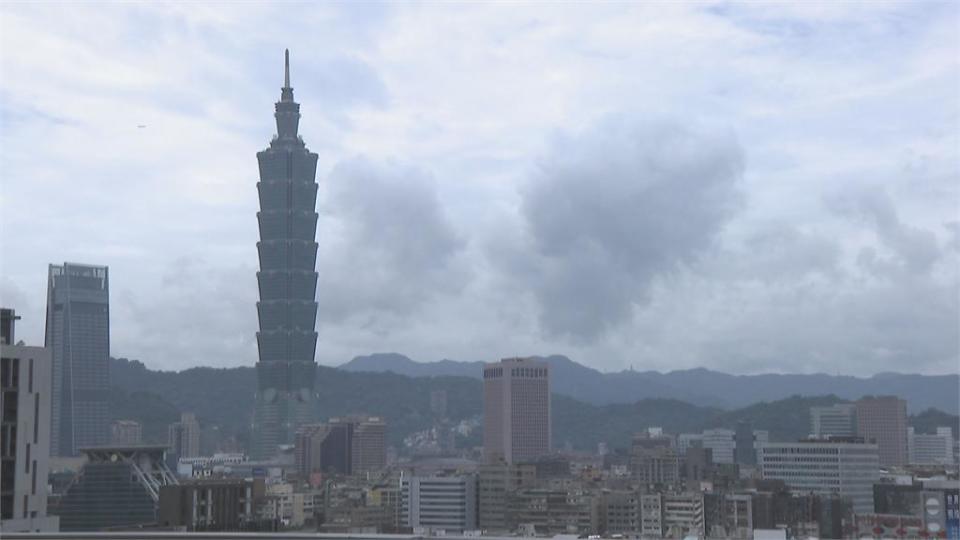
[350,416,387,476]
[0,310,59,532]
[855,396,908,467]
[810,403,857,438]
[482,357,551,463]
[45,263,110,457]
[168,413,200,458]
[758,440,880,514]
[908,427,956,466]
[251,50,320,460]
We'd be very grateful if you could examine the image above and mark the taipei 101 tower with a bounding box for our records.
[252,50,319,459]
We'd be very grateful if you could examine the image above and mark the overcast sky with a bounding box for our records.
[1,2,957,375]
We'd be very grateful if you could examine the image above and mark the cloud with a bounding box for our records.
[504,117,744,340]
[316,157,469,327]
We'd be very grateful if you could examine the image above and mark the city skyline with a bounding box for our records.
[1,3,958,377]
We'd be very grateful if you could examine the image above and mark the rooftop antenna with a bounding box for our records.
[284,48,290,88]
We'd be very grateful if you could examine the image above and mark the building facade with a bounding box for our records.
[810,403,857,439]
[53,446,178,531]
[855,396,908,467]
[908,427,956,466]
[168,412,200,458]
[478,462,535,532]
[1,310,59,532]
[702,429,736,465]
[482,357,551,463]
[158,478,267,531]
[110,420,142,446]
[45,263,110,456]
[758,441,880,514]
[350,416,387,476]
[400,474,477,533]
[252,50,320,460]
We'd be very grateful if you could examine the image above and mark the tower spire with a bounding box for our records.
[284,48,290,88]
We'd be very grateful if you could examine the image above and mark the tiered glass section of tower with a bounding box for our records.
[253,51,318,457]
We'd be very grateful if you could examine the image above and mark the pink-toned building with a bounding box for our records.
[855,396,908,467]
[483,357,551,463]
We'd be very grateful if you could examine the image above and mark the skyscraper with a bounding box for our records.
[855,396,908,467]
[483,357,551,463]
[45,263,110,457]
[252,50,320,459]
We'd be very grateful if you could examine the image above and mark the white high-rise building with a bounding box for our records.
[483,357,550,463]
[1,309,59,532]
[702,429,736,464]
[759,440,880,514]
[400,474,477,533]
[908,427,956,466]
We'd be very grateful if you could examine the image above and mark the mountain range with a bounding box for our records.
[109,355,959,453]
[339,353,960,413]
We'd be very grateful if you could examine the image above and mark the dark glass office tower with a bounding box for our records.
[45,262,110,456]
[251,50,319,459]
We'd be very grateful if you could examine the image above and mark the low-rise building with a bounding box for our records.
[158,478,267,531]
[400,474,477,533]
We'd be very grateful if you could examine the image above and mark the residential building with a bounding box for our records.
[483,357,551,463]
[45,263,110,456]
[631,446,681,489]
[168,412,200,458]
[703,428,736,465]
[506,485,596,535]
[158,478,268,531]
[1,310,59,532]
[855,396,908,467]
[400,474,477,533]
[908,427,956,466]
[810,403,857,439]
[758,440,880,514]
[478,462,535,532]
[599,490,639,535]
[52,445,178,530]
[641,492,705,538]
[252,50,320,460]
[110,420,142,446]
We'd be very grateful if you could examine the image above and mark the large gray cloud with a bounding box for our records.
[508,117,744,340]
[316,157,469,327]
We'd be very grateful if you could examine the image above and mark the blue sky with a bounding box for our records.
[1,2,957,375]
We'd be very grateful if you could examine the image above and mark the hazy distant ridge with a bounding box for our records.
[339,353,960,413]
